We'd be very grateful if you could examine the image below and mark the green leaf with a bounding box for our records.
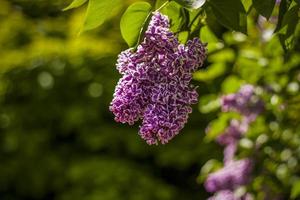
[253,0,276,19]
[208,48,235,62]
[277,3,300,50]
[83,0,121,31]
[205,112,241,141]
[173,0,206,9]
[193,63,226,82]
[241,0,252,13]
[200,26,223,52]
[63,0,87,11]
[221,75,244,93]
[291,180,300,199]
[275,0,292,32]
[159,1,185,32]
[178,31,189,43]
[120,2,152,47]
[167,2,185,29]
[200,25,218,43]
[155,0,168,9]
[198,159,222,183]
[208,0,247,34]
[198,94,220,113]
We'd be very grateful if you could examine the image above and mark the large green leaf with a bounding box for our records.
[193,63,226,82]
[275,0,292,32]
[199,25,222,52]
[63,0,87,11]
[173,0,206,9]
[241,0,252,12]
[155,0,166,9]
[208,0,247,34]
[83,0,121,31]
[291,180,300,199]
[158,1,185,32]
[120,2,152,47]
[205,112,241,141]
[253,0,276,19]
[277,3,300,50]
[221,75,243,93]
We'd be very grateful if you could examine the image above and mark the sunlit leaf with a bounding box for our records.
[63,0,87,11]
[291,180,300,199]
[83,0,121,31]
[241,0,252,12]
[178,31,189,43]
[155,0,167,9]
[200,26,222,52]
[198,94,220,113]
[221,75,244,93]
[173,0,206,9]
[120,2,152,47]
[200,26,218,43]
[159,1,184,32]
[277,3,300,51]
[208,48,235,62]
[193,63,226,82]
[205,112,241,141]
[275,0,292,32]
[198,159,222,182]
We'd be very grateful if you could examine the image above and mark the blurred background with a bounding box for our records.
[0,0,219,199]
[0,0,300,199]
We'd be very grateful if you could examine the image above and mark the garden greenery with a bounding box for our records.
[63,0,300,199]
[65,0,299,51]
[1,0,299,199]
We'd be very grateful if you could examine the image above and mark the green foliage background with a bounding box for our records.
[0,0,299,199]
[0,0,218,199]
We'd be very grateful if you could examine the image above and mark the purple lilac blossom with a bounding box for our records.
[217,119,249,163]
[221,85,254,114]
[205,84,264,199]
[110,12,207,145]
[221,84,264,122]
[208,190,253,200]
[223,142,237,164]
[242,193,254,200]
[218,85,264,149]
[217,119,248,146]
[207,190,238,200]
[204,159,253,193]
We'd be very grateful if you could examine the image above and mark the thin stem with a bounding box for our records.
[133,1,170,51]
[247,4,253,15]
[156,0,169,12]
[188,9,203,30]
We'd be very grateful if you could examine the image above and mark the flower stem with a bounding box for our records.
[156,0,170,12]
[188,9,203,30]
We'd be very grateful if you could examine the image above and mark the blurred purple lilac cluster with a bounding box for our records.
[205,85,264,200]
[207,189,253,200]
[110,12,207,145]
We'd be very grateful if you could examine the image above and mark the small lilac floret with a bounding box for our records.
[204,159,253,193]
[207,190,238,200]
[208,190,253,200]
[221,85,264,122]
[205,84,264,198]
[110,12,207,145]
[217,119,248,146]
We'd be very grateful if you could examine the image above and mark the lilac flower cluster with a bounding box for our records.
[207,189,253,200]
[110,12,206,145]
[205,159,253,192]
[205,85,264,200]
[221,84,264,123]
